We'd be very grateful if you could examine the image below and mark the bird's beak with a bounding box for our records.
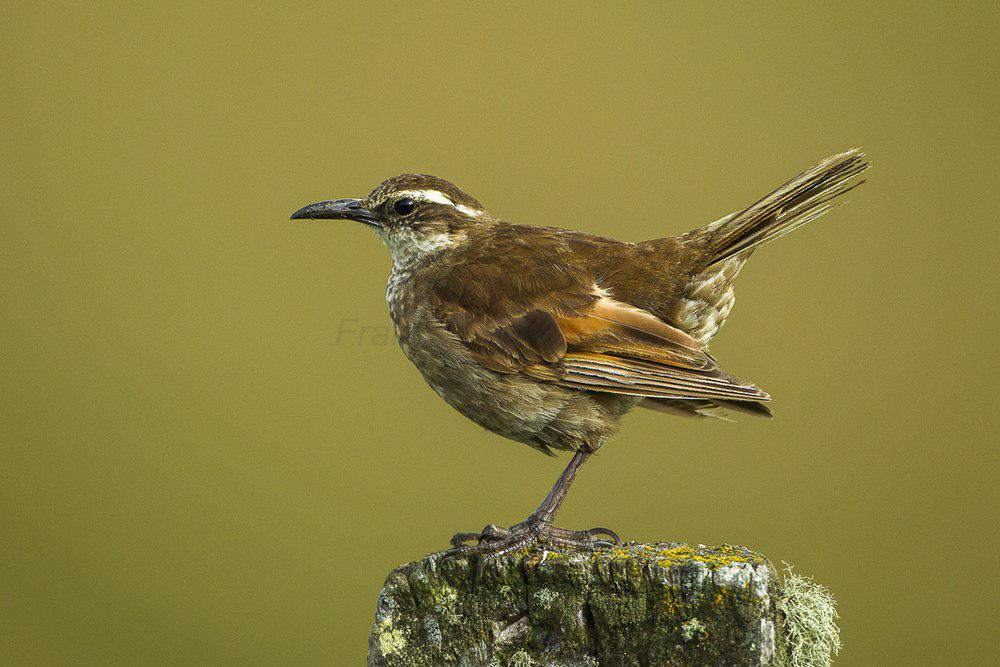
[289,198,381,228]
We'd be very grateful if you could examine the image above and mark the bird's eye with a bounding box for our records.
[394,198,416,216]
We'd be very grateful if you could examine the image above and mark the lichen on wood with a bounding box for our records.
[775,563,840,667]
[368,542,801,666]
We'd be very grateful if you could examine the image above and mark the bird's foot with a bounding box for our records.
[445,517,621,561]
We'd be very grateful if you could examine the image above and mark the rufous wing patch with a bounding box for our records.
[556,296,716,371]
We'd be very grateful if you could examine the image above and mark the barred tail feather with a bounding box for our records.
[707,148,871,266]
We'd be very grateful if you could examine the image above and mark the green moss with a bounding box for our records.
[509,650,534,666]
[681,618,708,642]
[532,587,558,609]
[370,543,787,666]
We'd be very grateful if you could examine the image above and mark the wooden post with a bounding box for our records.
[368,542,835,666]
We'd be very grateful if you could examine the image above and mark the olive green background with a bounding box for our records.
[3,2,997,665]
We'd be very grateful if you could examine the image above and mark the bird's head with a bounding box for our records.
[291,174,491,266]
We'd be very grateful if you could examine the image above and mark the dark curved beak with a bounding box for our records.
[289,198,381,228]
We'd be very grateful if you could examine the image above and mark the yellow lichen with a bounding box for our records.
[652,544,764,569]
[431,586,461,625]
[377,619,407,657]
[582,542,765,571]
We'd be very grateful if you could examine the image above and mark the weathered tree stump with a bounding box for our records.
[368,542,816,666]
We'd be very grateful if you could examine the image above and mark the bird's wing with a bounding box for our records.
[426,224,599,372]
[524,296,770,403]
[428,231,768,402]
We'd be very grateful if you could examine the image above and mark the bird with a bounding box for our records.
[291,149,870,559]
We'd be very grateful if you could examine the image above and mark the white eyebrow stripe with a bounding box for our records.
[455,204,484,218]
[394,189,485,218]
[396,189,454,206]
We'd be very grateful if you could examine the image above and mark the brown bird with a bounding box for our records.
[291,149,870,558]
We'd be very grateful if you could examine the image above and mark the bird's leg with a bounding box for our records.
[518,449,590,527]
[446,450,621,558]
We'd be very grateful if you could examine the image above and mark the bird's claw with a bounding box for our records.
[442,519,621,565]
[449,524,510,547]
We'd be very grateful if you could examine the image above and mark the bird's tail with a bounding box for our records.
[703,148,871,266]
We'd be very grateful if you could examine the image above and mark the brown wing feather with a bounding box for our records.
[542,297,767,402]
[428,224,597,372]
[549,352,767,401]
[559,297,715,371]
[427,226,768,404]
